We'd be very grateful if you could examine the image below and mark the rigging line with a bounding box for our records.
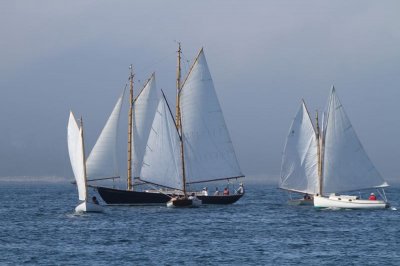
[161,89,180,138]
[136,51,176,77]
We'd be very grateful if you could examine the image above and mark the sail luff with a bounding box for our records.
[180,49,244,184]
[279,101,319,195]
[127,65,134,190]
[139,97,184,191]
[79,117,88,201]
[86,88,125,180]
[322,86,388,194]
[175,43,187,195]
[67,112,87,202]
[132,73,159,178]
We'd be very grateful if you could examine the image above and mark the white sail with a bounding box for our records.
[86,90,125,180]
[132,74,159,178]
[140,97,183,190]
[322,87,388,194]
[67,112,87,201]
[180,49,243,184]
[280,102,319,194]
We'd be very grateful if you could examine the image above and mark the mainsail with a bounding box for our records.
[180,49,244,184]
[132,74,159,178]
[322,87,388,194]
[140,97,183,190]
[67,112,87,201]
[86,90,125,180]
[280,101,319,194]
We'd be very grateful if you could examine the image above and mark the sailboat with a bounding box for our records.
[67,112,103,213]
[91,71,172,205]
[280,87,390,209]
[92,46,244,205]
[138,45,244,207]
[279,100,319,206]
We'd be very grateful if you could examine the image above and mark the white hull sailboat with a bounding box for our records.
[280,87,389,209]
[314,195,388,209]
[67,112,103,213]
[139,45,244,208]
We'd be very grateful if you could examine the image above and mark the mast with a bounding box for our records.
[316,110,323,195]
[127,65,134,191]
[80,117,88,201]
[176,43,187,196]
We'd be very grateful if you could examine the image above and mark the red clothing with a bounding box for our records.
[223,189,229,196]
[369,195,377,200]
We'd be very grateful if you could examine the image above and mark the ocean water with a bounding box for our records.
[1,180,400,265]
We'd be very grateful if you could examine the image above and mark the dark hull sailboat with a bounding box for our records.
[96,186,170,205]
[96,186,244,205]
[197,194,244,205]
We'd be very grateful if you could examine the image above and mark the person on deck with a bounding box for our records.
[369,193,377,200]
[304,193,311,200]
[202,187,208,196]
[235,183,244,195]
[223,187,230,196]
[214,187,219,196]
[92,196,99,205]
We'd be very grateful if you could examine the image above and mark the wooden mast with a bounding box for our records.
[316,110,323,195]
[80,116,88,201]
[127,65,134,191]
[176,43,187,196]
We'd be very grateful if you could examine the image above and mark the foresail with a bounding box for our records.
[322,87,388,194]
[132,74,158,178]
[140,97,183,190]
[280,102,319,194]
[67,112,87,201]
[180,49,243,184]
[86,90,125,180]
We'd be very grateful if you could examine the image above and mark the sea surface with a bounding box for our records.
[1,180,400,265]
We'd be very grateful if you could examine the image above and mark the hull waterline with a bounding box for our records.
[167,197,202,208]
[75,201,103,213]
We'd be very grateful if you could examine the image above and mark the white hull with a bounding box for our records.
[75,201,103,213]
[314,195,388,209]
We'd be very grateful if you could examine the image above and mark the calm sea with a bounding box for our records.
[1,180,399,265]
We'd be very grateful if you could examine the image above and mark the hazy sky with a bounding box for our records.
[1,1,399,183]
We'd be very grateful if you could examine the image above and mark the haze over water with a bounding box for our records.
[1,1,399,183]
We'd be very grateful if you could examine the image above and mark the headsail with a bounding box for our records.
[180,49,244,184]
[86,90,125,180]
[67,112,87,201]
[139,97,183,190]
[280,101,319,194]
[322,87,388,194]
[132,74,159,178]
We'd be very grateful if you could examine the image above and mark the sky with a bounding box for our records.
[1,1,399,184]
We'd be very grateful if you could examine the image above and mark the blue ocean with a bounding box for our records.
[1,179,399,265]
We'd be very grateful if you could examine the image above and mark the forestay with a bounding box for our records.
[86,90,125,180]
[180,49,243,184]
[67,112,87,201]
[322,87,388,194]
[140,97,183,190]
[132,74,158,178]
[280,101,319,194]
